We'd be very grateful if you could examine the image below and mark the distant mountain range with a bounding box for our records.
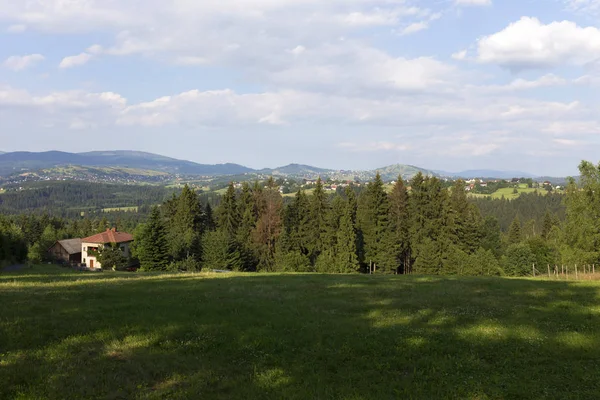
[0,151,252,177]
[0,150,540,181]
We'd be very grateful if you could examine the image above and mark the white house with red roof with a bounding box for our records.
[81,228,134,269]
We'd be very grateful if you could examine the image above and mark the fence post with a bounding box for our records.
[533,264,536,278]
[548,264,551,278]
[575,265,578,280]
[566,266,569,280]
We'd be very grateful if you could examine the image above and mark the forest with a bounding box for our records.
[1,160,598,275]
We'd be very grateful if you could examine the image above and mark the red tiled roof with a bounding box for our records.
[82,228,134,244]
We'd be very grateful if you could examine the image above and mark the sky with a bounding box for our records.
[1,0,600,175]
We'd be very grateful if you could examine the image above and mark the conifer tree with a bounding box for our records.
[335,197,360,273]
[308,177,329,263]
[236,182,259,271]
[408,174,449,273]
[252,178,283,271]
[449,180,482,253]
[135,207,170,271]
[388,176,410,273]
[203,203,216,232]
[217,182,239,238]
[167,185,203,264]
[358,172,391,272]
[541,211,554,240]
[507,216,522,245]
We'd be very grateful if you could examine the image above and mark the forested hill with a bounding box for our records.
[0,181,178,217]
[0,151,252,176]
[0,150,540,182]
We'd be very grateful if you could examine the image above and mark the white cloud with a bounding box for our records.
[563,0,600,14]
[7,24,26,33]
[452,50,468,60]
[59,53,93,69]
[475,17,600,70]
[473,74,568,92]
[265,43,456,95]
[339,141,410,152]
[455,0,492,6]
[2,54,45,71]
[0,1,440,85]
[400,22,429,36]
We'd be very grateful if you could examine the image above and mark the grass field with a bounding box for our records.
[468,184,559,200]
[1,267,599,399]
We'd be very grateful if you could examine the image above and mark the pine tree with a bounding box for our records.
[541,211,554,240]
[203,203,216,232]
[308,177,329,263]
[167,185,204,263]
[449,180,482,253]
[335,198,360,273]
[388,176,410,273]
[252,178,283,271]
[357,172,391,272]
[408,174,449,273]
[237,183,259,271]
[217,182,239,238]
[507,216,522,245]
[136,207,170,271]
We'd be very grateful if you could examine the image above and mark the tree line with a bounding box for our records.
[132,161,599,275]
[2,160,598,275]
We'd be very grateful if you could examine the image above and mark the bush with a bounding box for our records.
[275,250,312,272]
[502,243,536,276]
[168,255,202,272]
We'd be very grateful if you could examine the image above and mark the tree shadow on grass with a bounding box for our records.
[1,273,600,399]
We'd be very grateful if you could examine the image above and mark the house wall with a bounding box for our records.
[81,242,100,269]
[48,244,69,263]
[81,241,133,269]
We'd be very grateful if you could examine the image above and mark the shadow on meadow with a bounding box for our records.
[1,271,599,399]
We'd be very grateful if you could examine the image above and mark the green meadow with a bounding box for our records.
[1,267,599,399]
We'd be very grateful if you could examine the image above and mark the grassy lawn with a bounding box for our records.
[1,267,600,399]
[469,184,554,200]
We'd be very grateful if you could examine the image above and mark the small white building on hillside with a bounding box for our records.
[82,228,134,270]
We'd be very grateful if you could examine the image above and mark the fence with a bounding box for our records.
[532,264,598,280]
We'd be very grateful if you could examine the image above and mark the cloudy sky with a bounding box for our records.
[1,0,599,175]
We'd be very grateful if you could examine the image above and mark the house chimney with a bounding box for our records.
[112,227,117,232]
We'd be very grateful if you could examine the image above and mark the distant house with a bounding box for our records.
[48,239,82,265]
[82,228,134,270]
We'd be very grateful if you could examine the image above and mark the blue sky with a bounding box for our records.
[1,0,600,175]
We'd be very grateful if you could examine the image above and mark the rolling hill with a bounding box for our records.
[0,151,253,177]
[373,164,437,181]
[259,164,334,176]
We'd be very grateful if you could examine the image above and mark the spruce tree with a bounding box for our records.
[507,216,522,245]
[449,180,482,253]
[136,207,170,271]
[252,178,282,271]
[168,185,204,263]
[388,176,410,273]
[308,177,329,263]
[335,198,360,273]
[217,182,239,238]
[357,172,391,272]
[541,211,554,240]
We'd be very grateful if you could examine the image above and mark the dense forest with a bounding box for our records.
[1,161,598,275]
[0,182,177,217]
